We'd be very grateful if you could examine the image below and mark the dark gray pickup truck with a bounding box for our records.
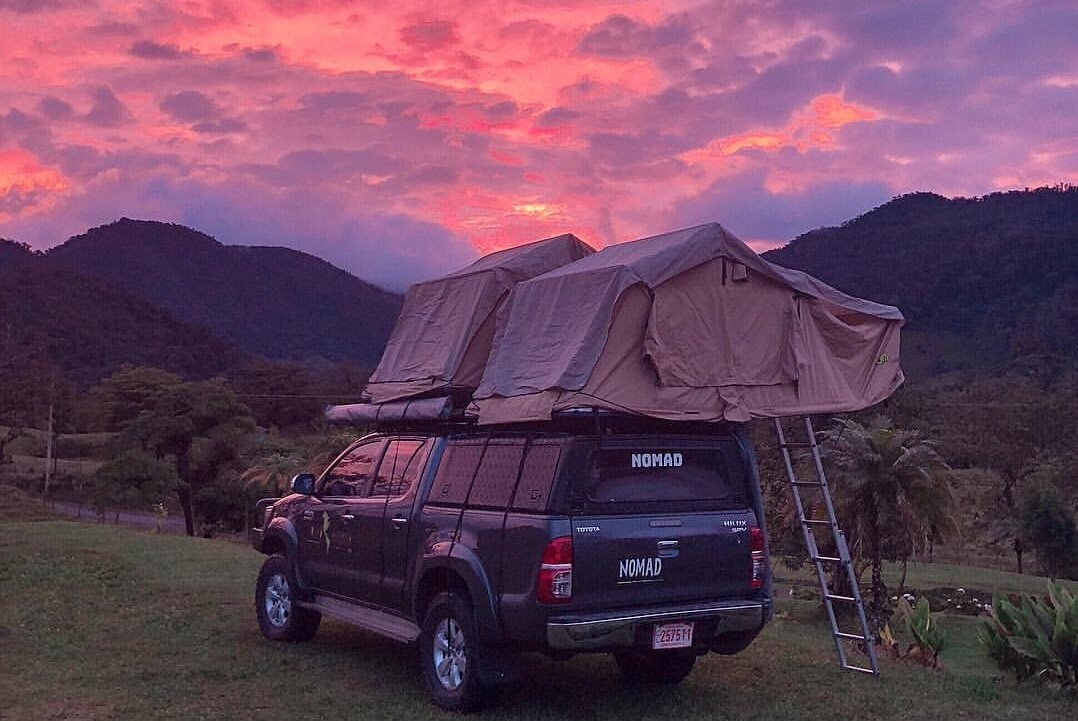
[252,418,772,711]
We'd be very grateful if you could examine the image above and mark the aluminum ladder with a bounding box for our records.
[773,417,879,675]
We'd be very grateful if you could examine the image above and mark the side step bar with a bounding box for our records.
[299,595,421,644]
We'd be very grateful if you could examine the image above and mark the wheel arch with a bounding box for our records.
[413,555,500,643]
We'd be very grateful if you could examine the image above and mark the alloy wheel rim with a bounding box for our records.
[265,573,292,628]
[432,617,467,690]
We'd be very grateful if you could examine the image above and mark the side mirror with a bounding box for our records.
[290,473,316,495]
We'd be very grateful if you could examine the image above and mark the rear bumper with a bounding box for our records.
[546,598,766,651]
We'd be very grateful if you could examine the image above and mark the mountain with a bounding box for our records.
[763,186,1078,375]
[43,219,403,365]
[0,239,38,278]
[0,269,245,388]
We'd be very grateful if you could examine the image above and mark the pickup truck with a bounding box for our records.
[252,418,772,711]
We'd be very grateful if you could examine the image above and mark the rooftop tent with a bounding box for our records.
[470,223,904,424]
[364,233,595,404]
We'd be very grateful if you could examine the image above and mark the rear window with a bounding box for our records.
[572,440,749,515]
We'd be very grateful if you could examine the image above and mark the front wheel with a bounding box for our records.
[614,649,697,684]
[255,554,321,642]
[419,592,493,712]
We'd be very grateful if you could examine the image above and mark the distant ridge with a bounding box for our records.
[43,218,403,364]
[0,268,245,387]
[763,186,1078,371]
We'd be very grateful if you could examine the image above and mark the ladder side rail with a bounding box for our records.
[803,417,880,675]
[835,529,880,673]
[773,418,850,669]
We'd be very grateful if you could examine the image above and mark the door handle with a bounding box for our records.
[391,515,409,529]
[341,514,356,521]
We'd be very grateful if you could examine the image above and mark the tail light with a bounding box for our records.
[750,526,766,589]
[537,536,573,604]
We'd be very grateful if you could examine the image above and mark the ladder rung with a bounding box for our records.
[780,441,814,449]
[825,593,857,603]
[836,632,867,641]
[791,480,823,487]
[804,519,834,526]
[812,555,842,563]
[842,665,878,675]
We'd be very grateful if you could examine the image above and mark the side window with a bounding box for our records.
[321,441,383,497]
[430,441,484,505]
[511,442,562,511]
[371,439,430,499]
[467,440,525,509]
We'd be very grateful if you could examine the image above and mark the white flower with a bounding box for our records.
[973,598,979,603]
[957,587,966,594]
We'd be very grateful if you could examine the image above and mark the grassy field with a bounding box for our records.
[1,520,1073,721]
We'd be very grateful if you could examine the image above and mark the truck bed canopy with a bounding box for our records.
[365,233,595,403]
[469,223,904,424]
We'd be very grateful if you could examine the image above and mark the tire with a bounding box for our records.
[710,629,758,655]
[419,592,493,712]
[255,553,321,642]
[614,649,697,684]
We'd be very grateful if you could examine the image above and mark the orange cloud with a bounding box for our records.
[808,94,880,129]
[0,149,70,219]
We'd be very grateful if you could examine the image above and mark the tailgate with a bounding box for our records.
[570,510,756,610]
[566,437,758,611]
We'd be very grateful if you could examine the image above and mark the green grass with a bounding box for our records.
[1,521,1074,721]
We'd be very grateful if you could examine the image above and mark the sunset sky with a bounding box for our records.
[1,0,1075,289]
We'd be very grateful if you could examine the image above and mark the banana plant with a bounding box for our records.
[979,583,1078,690]
[897,597,946,668]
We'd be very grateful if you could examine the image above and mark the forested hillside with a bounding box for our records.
[44,219,403,364]
[764,186,1078,372]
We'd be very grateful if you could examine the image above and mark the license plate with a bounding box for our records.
[652,622,694,649]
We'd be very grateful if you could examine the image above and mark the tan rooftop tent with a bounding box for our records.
[364,233,595,404]
[470,223,904,424]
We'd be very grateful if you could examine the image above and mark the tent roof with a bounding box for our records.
[365,233,594,402]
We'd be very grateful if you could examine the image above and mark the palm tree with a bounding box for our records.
[819,416,957,635]
[242,451,306,499]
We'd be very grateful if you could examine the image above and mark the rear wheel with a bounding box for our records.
[419,592,493,712]
[614,649,697,684]
[255,554,321,642]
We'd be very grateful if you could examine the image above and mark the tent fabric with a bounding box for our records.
[471,223,904,424]
[365,233,594,403]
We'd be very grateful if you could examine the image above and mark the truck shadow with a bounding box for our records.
[307,621,731,717]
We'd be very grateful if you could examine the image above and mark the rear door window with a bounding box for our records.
[371,439,431,499]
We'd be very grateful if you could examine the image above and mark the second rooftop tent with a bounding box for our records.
[362,233,595,405]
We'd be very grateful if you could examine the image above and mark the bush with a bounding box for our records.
[978,583,1078,691]
[897,597,946,668]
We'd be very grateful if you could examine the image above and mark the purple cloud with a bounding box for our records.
[159,90,218,122]
[400,20,458,50]
[83,86,132,127]
[130,40,188,60]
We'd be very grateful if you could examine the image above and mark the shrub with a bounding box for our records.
[978,583,1078,690]
[897,597,946,668]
